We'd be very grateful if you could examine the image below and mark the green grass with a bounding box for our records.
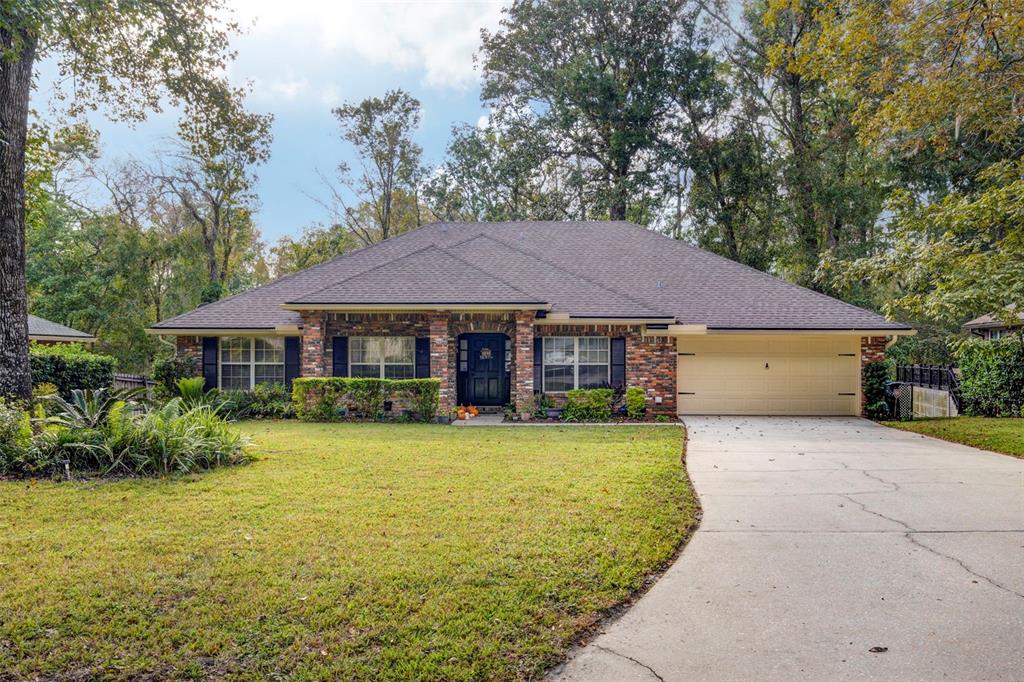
[884,417,1024,458]
[0,422,695,680]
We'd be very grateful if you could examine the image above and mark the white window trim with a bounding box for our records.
[348,336,416,379]
[218,336,285,390]
[541,336,610,392]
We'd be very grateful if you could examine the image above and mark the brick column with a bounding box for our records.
[301,311,327,377]
[860,335,888,416]
[513,310,536,418]
[429,313,454,414]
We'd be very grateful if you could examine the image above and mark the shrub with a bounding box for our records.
[152,355,200,397]
[104,400,250,475]
[176,377,212,409]
[394,379,440,420]
[562,388,614,422]
[625,387,646,419]
[0,399,32,475]
[43,387,142,430]
[292,378,440,422]
[30,343,115,397]
[221,384,296,420]
[955,337,1024,417]
[862,361,890,420]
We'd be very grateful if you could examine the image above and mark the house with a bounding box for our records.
[149,221,914,417]
[963,307,1022,340]
[28,314,96,345]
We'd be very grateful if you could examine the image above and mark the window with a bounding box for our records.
[219,336,286,390]
[542,337,609,391]
[350,337,415,379]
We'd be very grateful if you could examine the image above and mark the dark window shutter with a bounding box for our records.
[415,337,430,378]
[202,337,218,391]
[284,337,301,387]
[332,336,348,377]
[533,337,543,392]
[611,337,626,389]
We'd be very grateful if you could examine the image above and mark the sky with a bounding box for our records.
[30,0,508,243]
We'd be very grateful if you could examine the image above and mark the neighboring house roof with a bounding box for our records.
[152,221,912,332]
[28,314,96,342]
[963,306,1023,330]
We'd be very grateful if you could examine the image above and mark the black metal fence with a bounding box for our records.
[894,364,962,412]
[895,365,956,390]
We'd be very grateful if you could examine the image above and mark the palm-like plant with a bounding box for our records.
[43,387,145,430]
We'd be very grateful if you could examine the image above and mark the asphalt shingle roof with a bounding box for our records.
[28,314,95,340]
[289,246,546,305]
[152,221,911,331]
[963,306,1022,329]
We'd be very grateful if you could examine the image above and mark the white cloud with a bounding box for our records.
[231,0,505,90]
[252,76,310,101]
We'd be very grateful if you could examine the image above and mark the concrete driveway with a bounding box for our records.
[552,417,1024,681]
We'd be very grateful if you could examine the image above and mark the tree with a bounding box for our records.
[699,0,888,284]
[323,89,425,246]
[424,117,577,222]
[271,224,359,277]
[1,0,236,399]
[800,0,1024,326]
[819,159,1024,328]
[151,80,273,301]
[479,0,718,222]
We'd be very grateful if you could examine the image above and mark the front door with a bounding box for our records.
[458,333,510,406]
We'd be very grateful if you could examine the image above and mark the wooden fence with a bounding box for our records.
[113,373,155,397]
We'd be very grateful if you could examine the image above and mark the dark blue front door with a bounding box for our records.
[457,333,510,406]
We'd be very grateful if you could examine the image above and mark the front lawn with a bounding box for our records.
[884,417,1024,458]
[0,423,695,680]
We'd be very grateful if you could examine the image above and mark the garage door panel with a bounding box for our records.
[677,335,860,416]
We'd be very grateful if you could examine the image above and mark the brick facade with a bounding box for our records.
[301,311,327,377]
[175,335,202,366]
[860,335,888,416]
[513,311,536,416]
[534,324,677,415]
[429,314,454,413]
[176,314,680,418]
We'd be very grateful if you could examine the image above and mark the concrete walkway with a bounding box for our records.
[552,417,1024,681]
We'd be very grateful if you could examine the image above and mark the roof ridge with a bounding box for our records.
[472,232,676,318]
[287,243,546,304]
[433,243,546,303]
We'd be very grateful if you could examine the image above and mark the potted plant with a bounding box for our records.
[534,393,561,419]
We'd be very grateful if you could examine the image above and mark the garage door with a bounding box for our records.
[676,335,860,416]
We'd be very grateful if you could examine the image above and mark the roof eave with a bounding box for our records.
[29,334,97,343]
[147,325,299,336]
[280,302,552,312]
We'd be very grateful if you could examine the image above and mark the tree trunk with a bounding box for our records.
[786,72,820,283]
[0,28,36,401]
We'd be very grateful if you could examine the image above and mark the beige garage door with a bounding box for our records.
[676,335,860,416]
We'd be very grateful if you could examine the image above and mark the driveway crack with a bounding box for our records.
[840,495,1024,600]
[591,644,665,682]
[905,533,1024,600]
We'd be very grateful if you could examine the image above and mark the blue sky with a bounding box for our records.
[31,1,507,243]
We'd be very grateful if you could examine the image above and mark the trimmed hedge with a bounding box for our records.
[30,343,114,398]
[625,387,646,419]
[955,337,1024,417]
[562,388,614,422]
[292,378,440,422]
